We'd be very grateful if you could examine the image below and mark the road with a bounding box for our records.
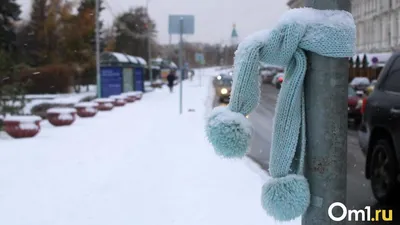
[212,83,399,224]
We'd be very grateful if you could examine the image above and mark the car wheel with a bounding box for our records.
[370,139,399,203]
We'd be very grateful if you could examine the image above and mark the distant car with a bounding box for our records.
[365,79,377,95]
[272,73,284,89]
[348,85,363,125]
[350,77,370,93]
[358,53,400,204]
[213,73,226,86]
[215,75,232,102]
[260,68,275,84]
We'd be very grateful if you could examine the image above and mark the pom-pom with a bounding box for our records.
[205,106,252,158]
[261,174,310,221]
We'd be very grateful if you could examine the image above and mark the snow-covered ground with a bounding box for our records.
[0,68,299,225]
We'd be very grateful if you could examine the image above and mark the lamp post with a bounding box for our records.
[95,0,101,97]
[146,0,153,83]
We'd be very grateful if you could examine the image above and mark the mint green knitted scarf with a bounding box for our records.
[205,8,355,221]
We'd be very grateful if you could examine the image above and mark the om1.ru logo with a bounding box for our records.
[328,202,393,222]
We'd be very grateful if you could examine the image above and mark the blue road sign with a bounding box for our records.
[168,15,195,34]
[100,67,122,97]
[134,68,144,92]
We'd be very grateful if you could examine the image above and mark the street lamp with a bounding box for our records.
[146,0,153,83]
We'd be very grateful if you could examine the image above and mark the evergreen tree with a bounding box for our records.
[26,0,48,66]
[0,0,21,52]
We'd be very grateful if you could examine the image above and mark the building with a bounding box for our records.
[287,0,400,53]
[231,23,239,46]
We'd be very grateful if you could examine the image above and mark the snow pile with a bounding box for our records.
[75,102,99,108]
[4,115,41,123]
[4,115,41,130]
[24,92,96,114]
[94,98,114,103]
[47,108,76,121]
[46,108,77,114]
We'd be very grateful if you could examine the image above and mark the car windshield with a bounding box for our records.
[348,86,356,96]
[219,78,232,86]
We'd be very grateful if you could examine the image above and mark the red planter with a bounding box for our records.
[94,99,114,111]
[109,95,126,107]
[124,92,142,101]
[75,102,98,118]
[113,99,126,106]
[3,116,42,138]
[125,96,136,103]
[46,108,77,126]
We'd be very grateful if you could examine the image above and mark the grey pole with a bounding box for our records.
[146,0,153,83]
[95,0,101,97]
[179,17,184,114]
[302,0,350,224]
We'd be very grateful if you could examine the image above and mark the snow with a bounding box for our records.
[110,52,129,62]
[19,123,39,130]
[47,108,77,114]
[24,92,96,114]
[136,57,147,65]
[350,77,370,86]
[4,115,42,123]
[278,8,355,28]
[85,107,97,113]
[58,113,74,121]
[94,98,114,103]
[125,55,139,64]
[104,103,113,108]
[109,95,125,100]
[0,67,300,225]
[75,102,99,108]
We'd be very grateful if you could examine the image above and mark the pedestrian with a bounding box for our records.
[166,71,176,93]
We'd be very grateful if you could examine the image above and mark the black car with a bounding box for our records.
[358,53,400,203]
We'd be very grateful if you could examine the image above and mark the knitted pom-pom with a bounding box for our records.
[261,174,310,221]
[205,106,252,158]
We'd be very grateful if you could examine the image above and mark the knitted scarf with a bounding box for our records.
[205,8,355,221]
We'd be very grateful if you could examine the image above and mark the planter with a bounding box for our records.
[3,115,42,138]
[121,93,137,103]
[109,95,126,107]
[75,102,98,118]
[94,98,114,111]
[135,91,143,100]
[124,91,142,100]
[46,108,77,126]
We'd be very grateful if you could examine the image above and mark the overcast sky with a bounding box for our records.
[17,0,289,44]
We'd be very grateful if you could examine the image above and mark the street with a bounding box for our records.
[213,83,399,224]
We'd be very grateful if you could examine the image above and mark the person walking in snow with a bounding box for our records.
[167,71,177,93]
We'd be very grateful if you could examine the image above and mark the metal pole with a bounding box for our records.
[179,18,184,114]
[146,0,153,83]
[302,0,350,224]
[95,0,101,97]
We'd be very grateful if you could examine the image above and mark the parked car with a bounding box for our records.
[215,75,233,102]
[358,53,400,204]
[365,79,378,96]
[213,73,226,86]
[348,85,364,125]
[272,73,284,89]
[350,77,370,93]
[260,68,275,84]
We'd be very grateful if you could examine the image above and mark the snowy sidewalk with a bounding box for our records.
[0,69,299,225]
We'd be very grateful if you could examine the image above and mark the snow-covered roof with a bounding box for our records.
[153,57,163,62]
[125,55,139,64]
[352,52,392,66]
[170,62,178,68]
[136,57,147,65]
[109,52,129,63]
